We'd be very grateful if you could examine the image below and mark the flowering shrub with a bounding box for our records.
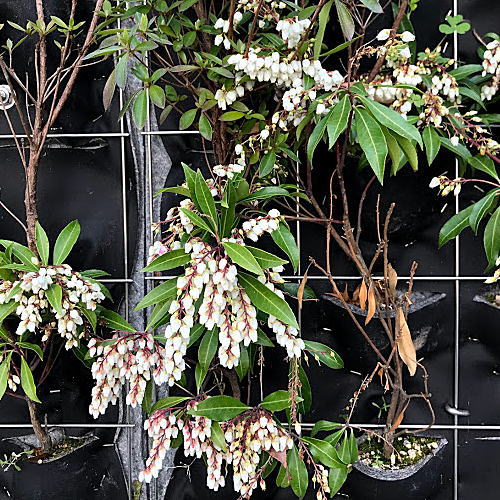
[0,221,113,415]
[84,0,500,495]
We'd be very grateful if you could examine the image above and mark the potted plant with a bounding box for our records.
[83,0,499,498]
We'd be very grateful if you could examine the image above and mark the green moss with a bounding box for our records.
[358,434,439,469]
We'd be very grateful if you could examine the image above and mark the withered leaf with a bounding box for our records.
[297,269,309,310]
[359,280,368,311]
[365,284,376,325]
[342,283,350,301]
[387,263,398,296]
[395,307,417,376]
[268,448,288,468]
[389,403,408,432]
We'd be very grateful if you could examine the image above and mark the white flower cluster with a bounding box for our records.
[0,264,105,349]
[430,73,460,102]
[418,91,449,127]
[481,40,500,101]
[214,13,243,50]
[429,175,462,196]
[0,351,20,392]
[312,464,331,500]
[242,209,281,242]
[213,162,245,179]
[224,410,294,498]
[276,17,311,49]
[88,333,167,418]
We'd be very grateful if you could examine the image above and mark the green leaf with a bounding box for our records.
[302,437,344,467]
[314,0,333,59]
[259,151,276,177]
[303,340,343,369]
[256,328,274,347]
[188,324,206,347]
[0,353,12,400]
[287,445,308,498]
[241,187,289,203]
[327,95,352,149]
[311,420,342,437]
[151,396,190,413]
[328,466,348,496]
[155,186,191,197]
[79,306,97,332]
[220,111,244,121]
[297,365,312,415]
[20,356,40,403]
[133,90,148,129]
[276,465,290,487]
[142,249,190,272]
[235,346,250,381]
[359,0,383,13]
[246,246,288,269]
[198,113,213,140]
[484,206,500,267]
[99,308,136,332]
[135,278,177,310]
[271,223,299,272]
[195,171,218,227]
[354,108,387,184]
[422,126,441,166]
[358,96,422,147]
[146,300,172,330]
[468,155,499,182]
[35,222,49,265]
[238,272,299,329]
[438,204,474,248]
[222,242,263,275]
[46,284,63,317]
[260,390,297,412]
[195,362,208,391]
[0,301,19,325]
[211,421,227,452]
[449,64,482,80]
[469,189,499,234]
[179,108,197,130]
[198,328,218,370]
[142,379,154,413]
[189,395,249,421]
[180,207,215,234]
[53,220,80,265]
[307,113,329,162]
[383,127,404,174]
[335,0,355,40]
[149,84,165,108]
[440,137,471,160]
[348,429,358,463]
[393,132,418,172]
[0,240,38,271]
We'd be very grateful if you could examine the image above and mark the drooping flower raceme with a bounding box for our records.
[0,264,105,349]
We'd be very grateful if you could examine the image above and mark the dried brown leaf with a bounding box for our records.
[297,269,309,310]
[395,307,417,376]
[389,403,408,432]
[387,263,398,296]
[365,284,376,325]
[342,283,350,301]
[268,448,288,468]
[359,280,368,311]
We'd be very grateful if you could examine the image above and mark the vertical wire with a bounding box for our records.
[453,0,460,497]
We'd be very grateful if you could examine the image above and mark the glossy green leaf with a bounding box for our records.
[311,420,342,437]
[327,94,352,149]
[35,222,49,265]
[180,207,214,234]
[440,137,471,160]
[20,356,40,403]
[142,249,190,272]
[53,220,80,265]
[195,362,208,391]
[297,365,312,415]
[422,126,441,166]
[220,111,244,121]
[149,84,165,108]
[393,133,418,172]
[46,283,63,317]
[235,347,250,381]
[0,353,12,400]
[438,204,474,248]
[179,108,197,130]
[241,187,289,203]
[0,240,38,271]
[271,223,299,272]
[198,328,218,370]
[256,328,274,347]
[328,466,348,496]
[287,445,308,498]
[0,302,18,325]
[99,308,136,332]
[198,113,213,140]
[260,390,297,412]
[354,108,387,184]
[188,324,206,347]
[484,206,500,267]
[135,278,177,310]
[211,421,227,452]
[222,242,263,275]
[302,437,344,467]
[468,155,499,181]
[151,396,190,413]
[238,272,299,329]
[314,0,333,59]
[133,90,148,129]
[146,300,171,330]
[360,0,383,12]
[307,113,329,162]
[259,151,276,177]
[195,171,218,226]
[359,96,422,147]
[303,340,343,369]
[189,395,249,421]
[246,246,288,269]
[469,189,499,234]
